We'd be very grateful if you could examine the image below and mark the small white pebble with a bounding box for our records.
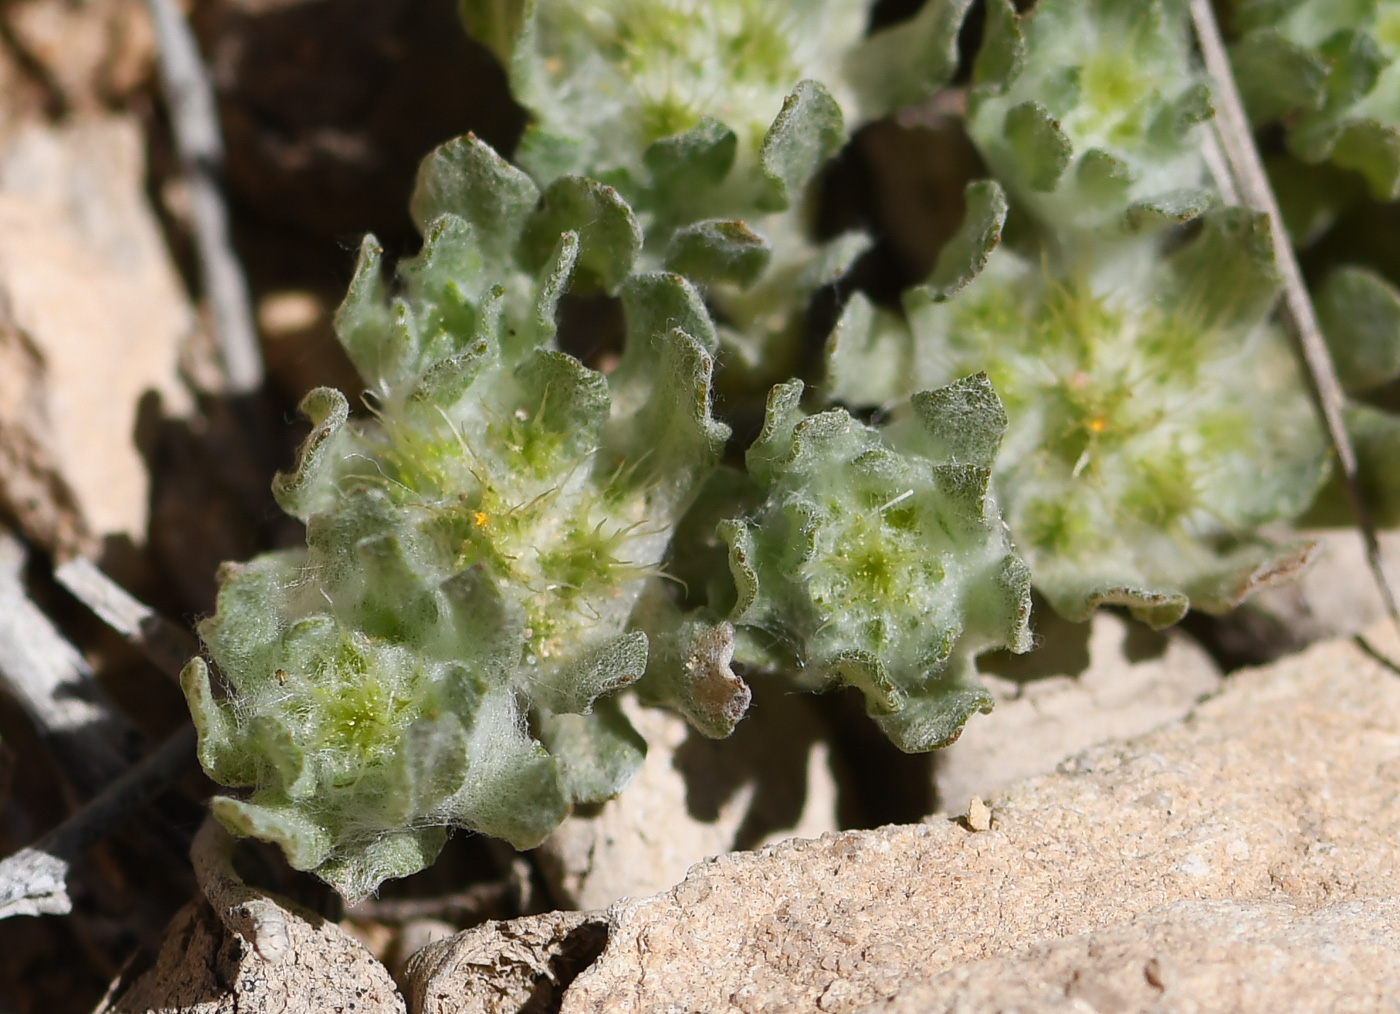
[967,796,991,832]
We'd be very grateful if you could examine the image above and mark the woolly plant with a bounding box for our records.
[715,374,1033,752]
[826,0,1330,626]
[1228,0,1400,202]
[1219,1,1400,529]
[181,135,732,900]
[459,0,975,388]
[967,0,1215,238]
[459,0,973,223]
[830,189,1328,625]
[180,0,1352,901]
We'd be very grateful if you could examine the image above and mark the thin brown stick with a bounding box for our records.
[145,0,264,395]
[1190,0,1400,632]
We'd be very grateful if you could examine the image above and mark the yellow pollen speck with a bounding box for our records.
[1087,417,1107,433]
[473,511,489,526]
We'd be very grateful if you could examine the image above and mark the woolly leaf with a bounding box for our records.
[823,292,914,408]
[411,133,540,261]
[922,180,1008,302]
[335,238,392,386]
[1002,101,1072,193]
[318,827,451,904]
[758,81,845,213]
[538,697,647,805]
[1230,29,1328,123]
[211,798,335,874]
[1123,188,1215,231]
[874,674,993,753]
[1162,207,1280,331]
[602,327,730,511]
[1317,265,1400,393]
[272,388,350,521]
[664,219,773,288]
[527,632,648,715]
[519,176,642,293]
[844,0,975,118]
[1307,403,1400,528]
[1330,119,1400,201]
[457,0,530,67]
[619,272,718,362]
[971,0,1024,94]
[643,117,739,202]
[906,372,1007,467]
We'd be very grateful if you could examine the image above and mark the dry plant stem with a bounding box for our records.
[1191,0,1400,632]
[0,725,196,919]
[190,815,294,963]
[1198,130,1240,207]
[0,532,130,796]
[54,557,198,684]
[144,0,263,395]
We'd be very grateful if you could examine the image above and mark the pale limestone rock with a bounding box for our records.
[535,688,841,910]
[405,911,607,1014]
[97,896,406,1014]
[100,819,406,1014]
[410,622,1400,1013]
[0,116,192,553]
[854,898,1400,1013]
[1,0,153,114]
[939,610,1222,812]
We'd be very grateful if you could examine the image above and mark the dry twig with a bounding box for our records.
[0,532,131,796]
[55,557,198,684]
[145,0,264,394]
[1190,0,1400,632]
[0,537,200,919]
[0,725,196,919]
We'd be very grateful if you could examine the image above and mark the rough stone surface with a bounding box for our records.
[854,898,1400,1013]
[406,910,607,1014]
[0,116,192,553]
[410,622,1400,1013]
[536,689,841,910]
[939,610,1222,813]
[98,894,406,1014]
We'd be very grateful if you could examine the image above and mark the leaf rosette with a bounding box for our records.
[827,186,1329,627]
[968,0,1215,237]
[715,374,1033,752]
[183,135,730,900]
